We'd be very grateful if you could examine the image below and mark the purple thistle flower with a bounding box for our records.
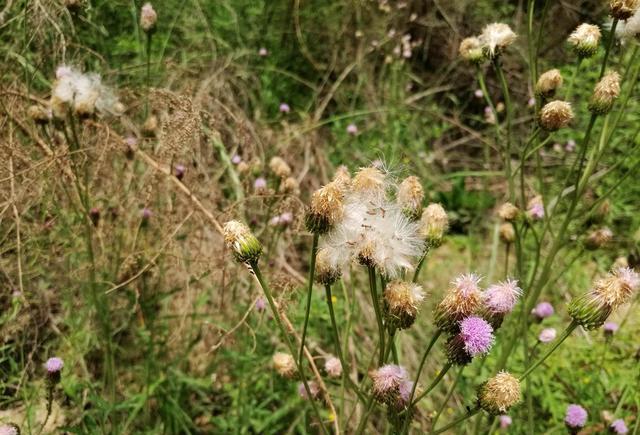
[532,301,554,319]
[538,328,557,343]
[297,381,320,400]
[499,415,512,429]
[398,380,414,405]
[254,177,267,191]
[124,136,138,147]
[141,207,152,221]
[528,97,536,107]
[371,364,408,397]
[565,404,588,428]
[231,154,242,164]
[279,103,290,113]
[565,139,576,152]
[45,357,64,373]
[604,321,619,334]
[483,278,522,314]
[175,164,186,180]
[346,123,358,135]
[528,202,545,220]
[459,316,494,356]
[0,425,19,435]
[611,419,629,434]
[255,297,267,312]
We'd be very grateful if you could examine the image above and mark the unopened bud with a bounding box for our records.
[539,100,574,131]
[589,71,621,115]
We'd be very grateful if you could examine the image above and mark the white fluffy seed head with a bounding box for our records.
[480,23,517,59]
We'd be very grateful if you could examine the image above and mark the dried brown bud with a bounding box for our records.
[535,69,563,99]
[539,101,574,131]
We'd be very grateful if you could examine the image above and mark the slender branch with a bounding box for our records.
[430,406,481,435]
[299,233,319,364]
[520,320,578,380]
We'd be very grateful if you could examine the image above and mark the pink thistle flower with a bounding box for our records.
[254,177,267,190]
[528,97,536,107]
[45,357,64,373]
[0,425,19,435]
[459,316,494,356]
[499,415,512,428]
[483,278,522,314]
[141,208,152,221]
[255,297,267,312]
[565,139,576,152]
[56,65,73,79]
[175,164,186,180]
[279,103,290,113]
[611,419,629,434]
[532,301,554,319]
[371,364,408,399]
[565,404,588,428]
[538,327,557,343]
[231,154,242,164]
[258,47,268,57]
[346,123,358,135]
[604,321,619,335]
[324,356,342,378]
[397,380,414,406]
[297,381,320,400]
[474,89,484,98]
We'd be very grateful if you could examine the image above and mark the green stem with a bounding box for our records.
[519,320,578,380]
[430,406,481,435]
[565,58,583,101]
[600,19,619,79]
[368,266,385,366]
[145,32,152,118]
[251,262,330,435]
[410,362,453,407]
[299,233,319,364]
[493,58,515,202]
[431,366,465,430]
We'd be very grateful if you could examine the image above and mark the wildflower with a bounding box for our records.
[142,114,158,136]
[175,164,186,181]
[531,301,554,321]
[434,273,482,333]
[305,181,344,234]
[255,297,267,312]
[27,105,52,124]
[320,173,423,278]
[258,47,268,56]
[528,97,536,107]
[315,247,342,286]
[223,220,263,264]
[474,89,484,98]
[610,0,640,20]
[568,267,639,329]
[237,161,250,174]
[539,100,574,131]
[527,196,545,220]
[272,352,296,378]
[610,419,629,434]
[45,357,64,384]
[370,364,408,403]
[568,24,601,58]
[586,227,614,250]
[231,154,242,164]
[346,123,359,135]
[485,106,497,124]
[566,139,576,152]
[298,381,320,400]
[604,321,619,337]
[482,279,522,328]
[589,71,621,115]
[497,202,520,222]
[538,328,557,343]
[269,156,292,179]
[140,3,157,33]
[446,316,494,365]
[384,281,425,330]
[397,176,424,220]
[324,356,342,378]
[332,165,352,191]
[615,10,640,41]
[141,208,152,225]
[50,66,122,118]
[535,69,563,99]
[459,36,484,63]
[418,203,448,247]
[499,223,515,243]
[397,380,414,408]
[478,371,521,415]
[0,424,19,435]
[479,23,517,60]
[279,103,290,113]
[253,177,268,194]
[499,415,512,429]
[89,207,100,226]
[565,404,588,431]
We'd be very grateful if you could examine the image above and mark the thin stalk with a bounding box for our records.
[565,59,583,101]
[299,233,319,364]
[368,266,385,366]
[431,366,465,429]
[430,406,481,435]
[410,362,453,407]
[600,19,619,79]
[412,250,428,283]
[493,59,515,201]
[325,284,366,404]
[405,329,442,410]
[520,320,578,380]
[145,32,152,117]
[251,262,330,435]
